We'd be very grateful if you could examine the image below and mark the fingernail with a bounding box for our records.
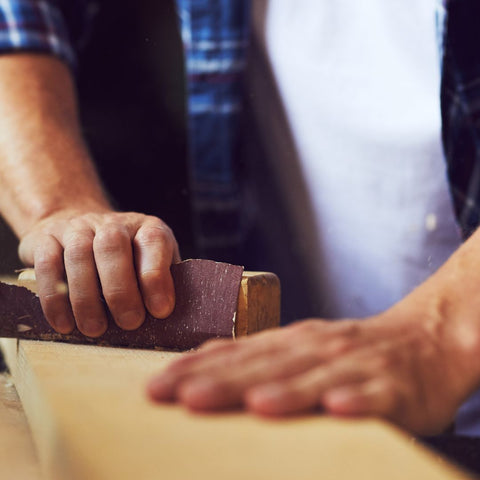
[83,320,107,338]
[53,316,74,334]
[149,294,174,319]
[118,310,145,330]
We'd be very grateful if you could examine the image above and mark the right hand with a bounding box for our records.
[18,209,181,337]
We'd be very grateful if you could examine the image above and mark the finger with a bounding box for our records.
[63,229,108,337]
[148,340,277,402]
[93,223,145,330]
[164,322,329,375]
[134,219,178,319]
[171,335,286,373]
[33,235,74,334]
[322,378,401,419]
[158,339,241,376]
[149,340,326,405]
[174,349,331,411]
[245,363,371,416]
[148,324,363,404]
[150,334,291,400]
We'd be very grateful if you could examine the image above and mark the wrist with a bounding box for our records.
[385,238,480,403]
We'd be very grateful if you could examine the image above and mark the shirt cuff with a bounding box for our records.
[0,0,76,68]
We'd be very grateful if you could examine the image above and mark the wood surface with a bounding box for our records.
[0,338,473,480]
[236,271,281,336]
[0,371,41,480]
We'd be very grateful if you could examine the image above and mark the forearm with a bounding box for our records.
[0,54,111,238]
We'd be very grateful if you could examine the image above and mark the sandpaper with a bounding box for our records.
[0,259,244,350]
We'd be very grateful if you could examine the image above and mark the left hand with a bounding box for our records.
[147,301,480,435]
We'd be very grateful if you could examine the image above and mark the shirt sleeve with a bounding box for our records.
[0,0,75,68]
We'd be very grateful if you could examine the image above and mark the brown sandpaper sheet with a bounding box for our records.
[0,259,244,350]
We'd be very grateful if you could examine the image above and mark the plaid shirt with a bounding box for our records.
[0,0,478,251]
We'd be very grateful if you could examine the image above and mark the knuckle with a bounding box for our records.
[113,211,144,222]
[342,322,362,338]
[136,225,172,248]
[139,268,164,280]
[289,319,320,336]
[94,225,129,254]
[42,288,69,304]
[328,337,354,355]
[369,354,393,372]
[64,233,94,262]
[376,378,397,400]
[35,251,61,273]
[140,274,174,300]
[68,216,93,230]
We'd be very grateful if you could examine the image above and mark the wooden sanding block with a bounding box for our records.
[0,259,280,350]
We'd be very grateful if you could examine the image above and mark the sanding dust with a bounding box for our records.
[16,324,32,333]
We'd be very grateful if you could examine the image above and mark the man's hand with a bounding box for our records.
[0,56,181,337]
[147,295,480,435]
[146,223,480,435]
[19,210,180,337]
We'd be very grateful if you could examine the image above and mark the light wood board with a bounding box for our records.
[0,338,472,480]
[0,371,41,479]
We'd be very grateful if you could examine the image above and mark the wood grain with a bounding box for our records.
[0,338,473,480]
[236,272,281,336]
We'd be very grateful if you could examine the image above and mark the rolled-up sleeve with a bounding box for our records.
[0,0,75,68]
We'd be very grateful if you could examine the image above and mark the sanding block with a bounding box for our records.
[0,259,280,350]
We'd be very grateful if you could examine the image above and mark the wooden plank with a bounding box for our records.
[0,338,472,480]
[0,371,41,479]
[236,272,281,336]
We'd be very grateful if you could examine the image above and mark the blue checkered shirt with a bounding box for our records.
[0,0,478,251]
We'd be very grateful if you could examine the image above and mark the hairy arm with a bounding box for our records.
[0,55,108,230]
[0,54,179,336]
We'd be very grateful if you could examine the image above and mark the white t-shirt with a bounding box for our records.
[249,0,461,319]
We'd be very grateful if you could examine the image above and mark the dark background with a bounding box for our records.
[0,0,193,273]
